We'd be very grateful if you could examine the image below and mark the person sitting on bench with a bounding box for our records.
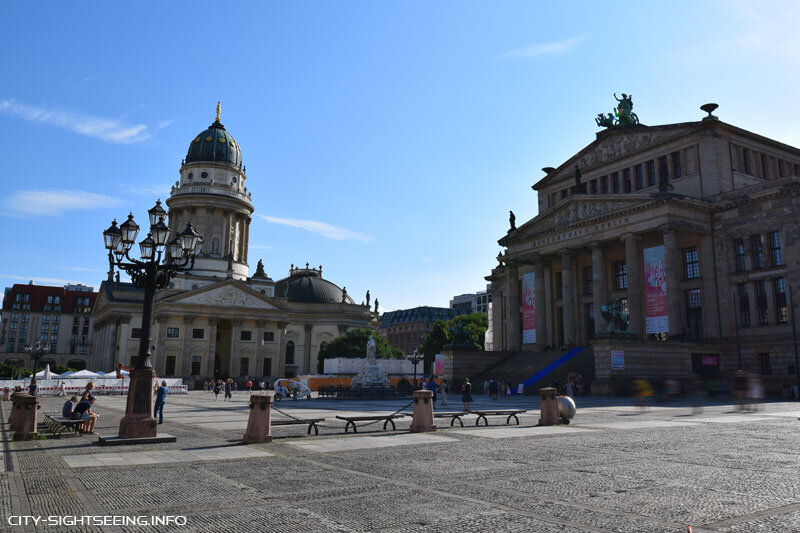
[72,397,99,434]
[62,396,78,418]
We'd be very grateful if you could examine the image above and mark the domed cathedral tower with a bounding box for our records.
[166,102,253,284]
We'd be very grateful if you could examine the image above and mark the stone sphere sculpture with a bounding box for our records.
[557,395,577,422]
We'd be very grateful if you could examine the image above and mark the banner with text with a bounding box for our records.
[522,272,536,344]
[643,245,668,333]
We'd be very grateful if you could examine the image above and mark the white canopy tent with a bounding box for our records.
[64,369,101,379]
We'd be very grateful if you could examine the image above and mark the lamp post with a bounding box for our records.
[102,200,202,439]
[24,340,50,375]
[406,349,423,391]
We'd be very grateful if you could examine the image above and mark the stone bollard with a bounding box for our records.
[410,389,436,433]
[538,387,560,426]
[13,394,40,440]
[2,387,10,401]
[243,392,273,443]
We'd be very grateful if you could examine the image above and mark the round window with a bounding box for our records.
[201,171,208,179]
[187,172,193,180]
[168,282,175,289]
[191,284,198,290]
[232,176,238,183]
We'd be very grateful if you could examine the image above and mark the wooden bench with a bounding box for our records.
[433,411,469,427]
[471,409,527,426]
[43,411,84,437]
[335,414,406,433]
[272,418,324,436]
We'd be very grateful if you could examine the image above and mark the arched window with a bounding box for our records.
[285,340,295,365]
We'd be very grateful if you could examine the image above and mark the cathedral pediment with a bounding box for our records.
[503,197,643,245]
[164,281,283,310]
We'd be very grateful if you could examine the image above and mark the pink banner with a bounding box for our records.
[643,245,668,334]
[522,272,536,343]
[434,354,444,375]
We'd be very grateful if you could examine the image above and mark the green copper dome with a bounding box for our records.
[185,120,242,167]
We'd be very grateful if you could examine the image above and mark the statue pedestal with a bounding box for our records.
[243,393,273,444]
[118,368,158,439]
[410,390,436,433]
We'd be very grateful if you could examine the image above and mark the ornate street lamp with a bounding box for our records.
[102,200,203,440]
[406,349,423,391]
[24,340,50,374]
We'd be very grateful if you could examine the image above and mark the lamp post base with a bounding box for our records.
[118,367,159,439]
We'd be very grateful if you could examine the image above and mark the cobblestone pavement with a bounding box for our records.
[3,392,800,532]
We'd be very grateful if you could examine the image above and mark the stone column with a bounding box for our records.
[662,226,683,336]
[489,282,504,350]
[107,319,118,371]
[154,315,168,377]
[590,242,608,333]
[622,233,643,336]
[244,218,251,264]
[304,324,313,374]
[229,319,242,377]
[117,317,130,366]
[255,320,266,376]
[534,256,547,346]
[181,315,195,376]
[277,321,289,378]
[561,250,576,345]
[699,234,719,339]
[544,267,553,346]
[506,264,521,350]
[206,318,218,378]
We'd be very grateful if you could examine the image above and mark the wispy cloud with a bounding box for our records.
[501,35,586,59]
[3,189,122,216]
[257,214,373,242]
[56,266,102,273]
[0,274,93,286]
[0,99,170,144]
[122,183,171,197]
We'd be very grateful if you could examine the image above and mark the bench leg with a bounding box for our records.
[450,416,463,427]
[345,421,356,433]
[507,414,520,425]
[308,423,319,436]
[476,415,488,426]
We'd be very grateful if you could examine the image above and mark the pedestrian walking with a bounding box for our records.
[428,378,438,406]
[246,379,252,393]
[461,378,473,412]
[224,379,232,401]
[57,381,66,397]
[484,380,490,397]
[153,380,168,424]
[213,379,221,400]
[733,370,748,411]
[440,379,448,406]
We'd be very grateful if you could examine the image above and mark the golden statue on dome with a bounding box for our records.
[216,101,221,122]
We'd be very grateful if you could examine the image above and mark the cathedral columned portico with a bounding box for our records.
[487,98,800,393]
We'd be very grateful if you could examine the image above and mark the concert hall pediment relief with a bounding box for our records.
[510,198,641,242]
[548,125,697,181]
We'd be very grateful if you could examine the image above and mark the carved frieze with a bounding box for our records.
[574,129,687,172]
[531,200,634,235]
[174,286,277,310]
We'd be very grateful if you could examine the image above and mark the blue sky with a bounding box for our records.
[1,1,799,311]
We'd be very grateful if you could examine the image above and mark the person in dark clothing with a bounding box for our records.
[28,378,37,396]
[153,380,168,424]
[62,396,78,418]
[72,397,99,433]
[461,378,473,411]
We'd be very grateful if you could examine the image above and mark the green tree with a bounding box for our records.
[317,327,403,373]
[418,313,488,373]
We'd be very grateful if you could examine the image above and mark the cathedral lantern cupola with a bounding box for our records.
[166,102,254,283]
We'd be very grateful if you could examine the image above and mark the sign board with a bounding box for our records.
[434,354,444,376]
[522,272,536,344]
[644,245,669,334]
[701,355,718,366]
[611,350,625,371]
